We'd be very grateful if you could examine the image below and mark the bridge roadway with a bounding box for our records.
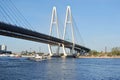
[0,22,90,52]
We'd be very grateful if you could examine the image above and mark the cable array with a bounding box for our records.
[72,15,85,46]
[0,0,35,31]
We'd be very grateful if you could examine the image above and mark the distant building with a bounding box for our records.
[0,45,12,54]
[0,45,7,51]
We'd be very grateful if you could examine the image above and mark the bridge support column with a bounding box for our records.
[73,50,80,58]
[79,49,86,56]
[63,6,75,55]
[62,44,67,57]
[48,44,53,56]
[48,6,60,57]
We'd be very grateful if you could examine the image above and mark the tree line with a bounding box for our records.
[88,47,120,57]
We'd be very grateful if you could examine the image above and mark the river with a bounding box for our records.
[0,57,120,80]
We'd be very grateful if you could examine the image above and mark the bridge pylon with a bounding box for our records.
[48,6,60,57]
[62,6,75,56]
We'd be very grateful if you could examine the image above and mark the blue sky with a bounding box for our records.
[0,0,120,53]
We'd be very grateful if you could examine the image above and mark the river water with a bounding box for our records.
[0,57,120,80]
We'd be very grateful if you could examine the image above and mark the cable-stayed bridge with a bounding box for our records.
[0,1,90,57]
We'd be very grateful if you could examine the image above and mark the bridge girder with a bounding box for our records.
[0,22,90,54]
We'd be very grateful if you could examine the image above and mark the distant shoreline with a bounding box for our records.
[79,56,120,58]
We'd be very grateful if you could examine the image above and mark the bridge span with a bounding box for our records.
[0,5,90,57]
[0,22,90,53]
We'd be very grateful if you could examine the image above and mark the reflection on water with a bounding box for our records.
[0,57,120,80]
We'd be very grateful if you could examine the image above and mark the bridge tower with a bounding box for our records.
[62,6,75,56]
[48,6,60,56]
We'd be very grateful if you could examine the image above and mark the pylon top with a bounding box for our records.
[53,6,56,10]
[67,6,71,9]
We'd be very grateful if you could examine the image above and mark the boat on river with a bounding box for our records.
[28,54,43,61]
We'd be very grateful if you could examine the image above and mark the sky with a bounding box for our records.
[0,0,120,53]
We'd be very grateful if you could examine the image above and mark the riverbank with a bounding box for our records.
[79,56,120,58]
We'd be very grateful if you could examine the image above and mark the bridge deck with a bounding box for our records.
[0,22,90,52]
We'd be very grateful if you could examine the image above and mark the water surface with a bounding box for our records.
[0,57,120,80]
